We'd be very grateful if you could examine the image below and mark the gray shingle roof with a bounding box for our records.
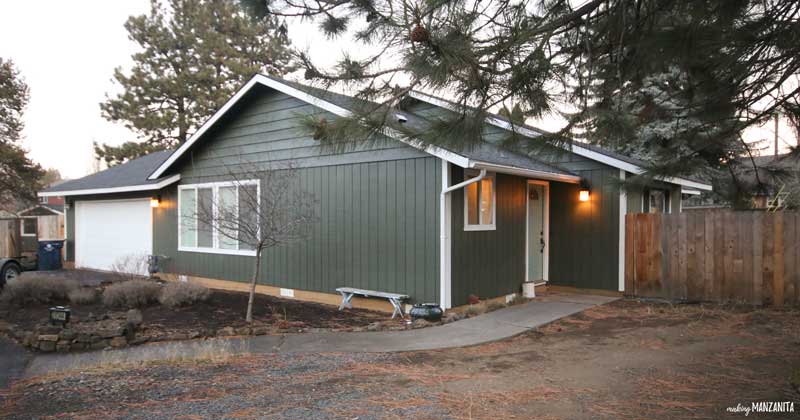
[267,76,576,178]
[42,150,175,194]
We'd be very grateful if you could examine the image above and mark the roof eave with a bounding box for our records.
[469,161,581,184]
[39,174,181,198]
[407,90,713,192]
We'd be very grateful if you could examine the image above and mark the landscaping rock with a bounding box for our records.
[412,319,433,329]
[251,326,270,336]
[56,341,71,353]
[71,342,86,351]
[366,322,382,332]
[39,340,56,352]
[189,331,202,339]
[76,333,92,343]
[217,326,236,337]
[91,340,109,350]
[36,325,62,335]
[59,329,77,341]
[444,312,465,323]
[235,327,252,336]
[126,309,143,328]
[38,334,59,342]
[110,337,127,348]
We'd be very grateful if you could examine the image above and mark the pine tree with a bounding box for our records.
[0,58,44,207]
[99,0,297,165]
[254,0,800,203]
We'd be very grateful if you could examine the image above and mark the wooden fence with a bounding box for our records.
[0,219,20,258]
[624,210,800,306]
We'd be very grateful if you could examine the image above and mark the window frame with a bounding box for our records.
[647,189,671,214]
[21,217,37,237]
[177,180,260,256]
[463,170,497,231]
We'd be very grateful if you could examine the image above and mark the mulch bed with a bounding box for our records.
[0,274,404,351]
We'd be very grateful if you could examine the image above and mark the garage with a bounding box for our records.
[75,199,153,274]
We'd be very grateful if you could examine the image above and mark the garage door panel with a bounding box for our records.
[75,199,152,275]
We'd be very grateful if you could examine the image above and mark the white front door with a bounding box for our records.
[75,198,153,274]
[527,182,548,282]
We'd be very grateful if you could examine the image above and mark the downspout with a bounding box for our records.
[439,167,486,310]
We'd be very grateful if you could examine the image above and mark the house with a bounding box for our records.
[40,74,712,310]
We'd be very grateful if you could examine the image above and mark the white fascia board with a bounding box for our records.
[681,188,702,196]
[38,174,181,197]
[149,75,474,179]
[469,161,581,184]
[408,90,713,191]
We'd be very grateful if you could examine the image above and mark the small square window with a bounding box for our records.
[464,170,496,231]
[648,190,670,213]
[22,218,37,237]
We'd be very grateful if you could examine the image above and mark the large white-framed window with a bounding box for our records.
[464,170,496,231]
[178,180,260,256]
[21,217,37,237]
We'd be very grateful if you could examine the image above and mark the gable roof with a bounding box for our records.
[18,204,63,216]
[407,91,712,191]
[39,150,179,197]
[148,74,581,184]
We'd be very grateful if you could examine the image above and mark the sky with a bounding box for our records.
[1,1,796,180]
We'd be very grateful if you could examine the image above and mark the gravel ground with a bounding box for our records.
[3,300,799,419]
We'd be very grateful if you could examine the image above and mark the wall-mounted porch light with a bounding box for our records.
[579,179,591,202]
[150,195,161,208]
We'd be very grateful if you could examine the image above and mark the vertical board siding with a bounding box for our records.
[154,157,441,304]
[625,210,800,306]
[450,167,527,306]
[549,167,622,291]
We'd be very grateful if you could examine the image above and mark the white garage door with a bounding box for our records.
[75,199,153,275]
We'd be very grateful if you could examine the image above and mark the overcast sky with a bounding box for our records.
[1,0,796,180]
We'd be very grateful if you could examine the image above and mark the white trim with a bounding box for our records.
[681,188,701,196]
[469,161,581,184]
[408,90,713,191]
[64,201,69,261]
[177,180,259,257]
[148,74,573,181]
[463,170,496,231]
[17,205,63,216]
[439,159,452,309]
[39,174,181,197]
[618,170,626,292]
[525,180,550,283]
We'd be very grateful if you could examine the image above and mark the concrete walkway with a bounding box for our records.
[23,292,617,379]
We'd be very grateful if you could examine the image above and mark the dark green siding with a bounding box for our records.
[549,167,621,291]
[155,158,441,303]
[450,167,527,306]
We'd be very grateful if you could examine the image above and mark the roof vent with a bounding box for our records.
[396,113,408,124]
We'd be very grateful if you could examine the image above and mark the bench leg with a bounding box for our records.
[389,298,404,319]
[338,292,354,310]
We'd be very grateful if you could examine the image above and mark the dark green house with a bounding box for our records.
[41,74,711,309]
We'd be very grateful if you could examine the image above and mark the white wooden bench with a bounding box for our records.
[335,287,410,319]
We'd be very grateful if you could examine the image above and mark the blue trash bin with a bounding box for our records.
[37,240,64,271]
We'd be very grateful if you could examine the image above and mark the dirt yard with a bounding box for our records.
[3,299,799,419]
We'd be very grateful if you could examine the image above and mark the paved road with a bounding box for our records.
[24,292,618,378]
[0,337,30,389]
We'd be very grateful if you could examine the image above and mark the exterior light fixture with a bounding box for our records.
[579,179,591,202]
[49,306,71,326]
[150,195,161,208]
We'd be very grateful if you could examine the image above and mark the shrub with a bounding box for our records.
[486,300,507,312]
[68,288,98,305]
[463,303,486,317]
[159,282,211,308]
[102,280,161,308]
[1,275,79,305]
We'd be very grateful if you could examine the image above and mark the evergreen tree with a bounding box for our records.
[0,58,44,206]
[99,0,297,165]
[255,0,800,203]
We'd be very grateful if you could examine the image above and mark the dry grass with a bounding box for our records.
[158,281,211,308]
[102,279,161,308]
[0,275,79,304]
[463,303,486,317]
[67,287,98,305]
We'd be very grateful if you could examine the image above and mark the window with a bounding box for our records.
[39,196,47,204]
[21,218,37,237]
[178,181,259,256]
[647,189,670,213]
[464,170,496,231]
